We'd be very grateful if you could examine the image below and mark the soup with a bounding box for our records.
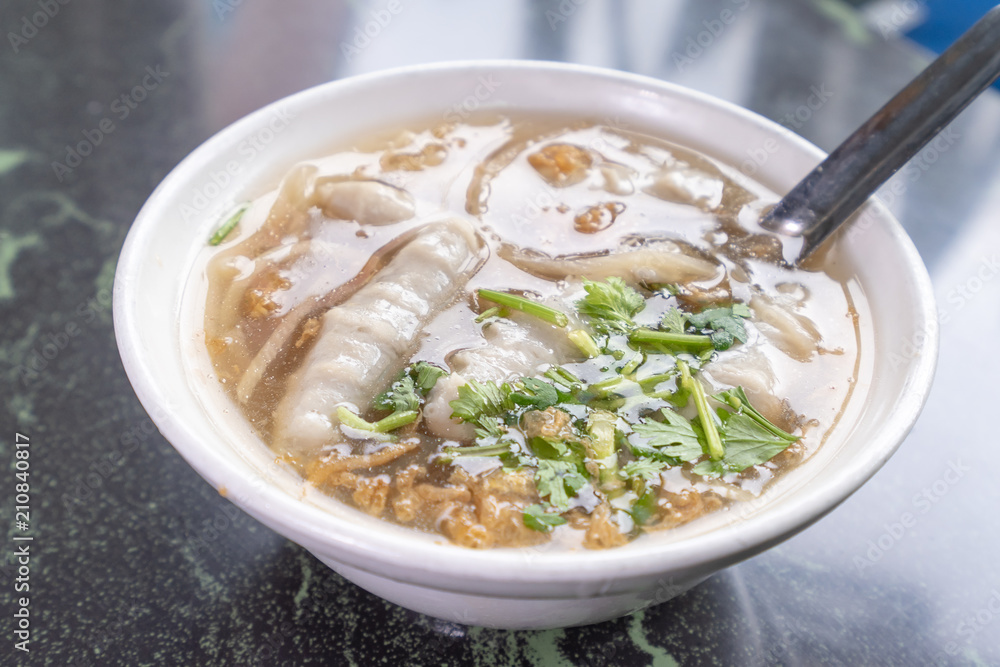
[195,115,867,549]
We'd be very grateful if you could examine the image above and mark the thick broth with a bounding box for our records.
[198,115,867,549]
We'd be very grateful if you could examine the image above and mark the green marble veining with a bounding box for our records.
[0,230,42,300]
[0,190,118,306]
[811,0,874,44]
[292,552,313,621]
[21,191,118,239]
[627,613,680,667]
[3,0,994,664]
[522,629,577,667]
[0,148,32,175]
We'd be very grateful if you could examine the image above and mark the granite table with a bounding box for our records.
[1,0,999,664]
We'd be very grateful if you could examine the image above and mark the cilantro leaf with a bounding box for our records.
[373,375,419,413]
[441,440,516,461]
[535,460,588,511]
[631,409,703,462]
[374,361,448,413]
[577,277,645,334]
[692,412,794,477]
[412,361,447,394]
[436,277,803,538]
[630,488,659,525]
[660,307,689,335]
[528,435,571,459]
[666,380,692,409]
[449,379,514,421]
[711,386,798,442]
[523,503,568,532]
[687,304,750,351]
[449,379,516,438]
[510,377,560,411]
[620,458,668,483]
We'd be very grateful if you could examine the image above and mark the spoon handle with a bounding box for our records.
[761,4,1000,262]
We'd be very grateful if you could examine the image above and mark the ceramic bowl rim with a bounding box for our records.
[113,59,938,594]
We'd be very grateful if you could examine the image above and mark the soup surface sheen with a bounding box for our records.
[193,114,869,550]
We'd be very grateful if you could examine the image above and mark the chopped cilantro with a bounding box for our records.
[568,328,601,358]
[449,376,568,437]
[336,405,375,432]
[341,361,445,435]
[475,306,504,323]
[660,307,689,334]
[449,379,515,438]
[524,438,563,461]
[687,304,751,351]
[712,386,798,442]
[587,410,618,459]
[692,412,795,477]
[634,303,750,352]
[373,375,420,413]
[336,406,418,434]
[588,410,622,494]
[630,487,660,525]
[631,409,703,462]
[379,273,801,539]
[523,504,569,532]
[449,379,513,419]
[511,377,560,410]
[441,440,516,461]
[374,361,447,414]
[678,359,724,461]
[620,458,668,483]
[535,460,588,511]
[412,361,448,393]
[478,289,569,327]
[577,277,645,334]
[208,203,249,246]
[691,386,798,476]
[542,368,576,391]
[629,327,714,351]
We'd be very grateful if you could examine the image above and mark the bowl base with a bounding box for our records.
[315,553,706,629]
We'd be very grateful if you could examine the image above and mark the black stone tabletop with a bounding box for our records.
[2,0,999,665]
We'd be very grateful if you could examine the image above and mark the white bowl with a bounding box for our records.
[113,61,938,629]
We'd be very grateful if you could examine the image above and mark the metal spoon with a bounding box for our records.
[760,4,1000,264]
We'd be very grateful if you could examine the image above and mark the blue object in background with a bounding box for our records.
[904,0,1000,89]
[905,0,994,51]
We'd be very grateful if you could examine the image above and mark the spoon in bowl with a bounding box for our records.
[760,3,1000,264]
